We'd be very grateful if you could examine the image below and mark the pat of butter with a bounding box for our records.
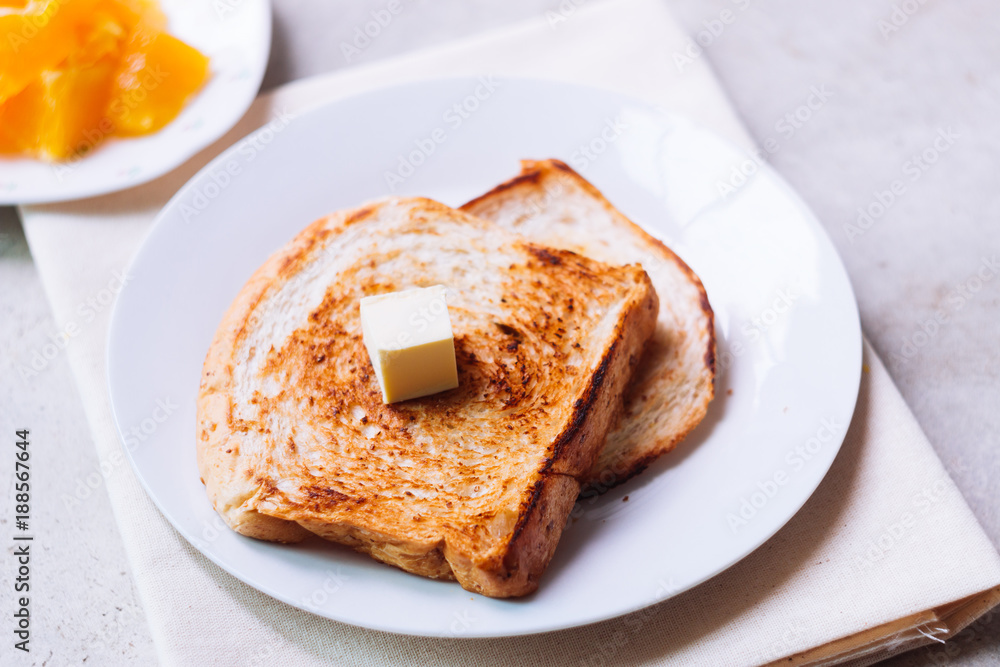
[359,285,459,404]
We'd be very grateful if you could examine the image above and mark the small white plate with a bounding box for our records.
[108,78,861,637]
[0,0,270,205]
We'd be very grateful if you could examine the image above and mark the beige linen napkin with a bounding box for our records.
[19,0,1000,664]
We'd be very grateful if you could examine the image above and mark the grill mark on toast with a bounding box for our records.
[304,486,351,505]
[527,245,563,266]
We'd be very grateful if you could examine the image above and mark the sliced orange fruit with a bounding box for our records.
[0,0,209,160]
[0,0,103,102]
[0,81,44,153]
[108,22,209,136]
[1,57,117,159]
[102,0,165,34]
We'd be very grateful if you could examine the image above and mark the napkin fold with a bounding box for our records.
[19,0,1000,664]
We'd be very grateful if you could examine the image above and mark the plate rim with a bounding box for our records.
[106,75,863,638]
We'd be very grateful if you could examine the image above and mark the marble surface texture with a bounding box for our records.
[0,0,997,664]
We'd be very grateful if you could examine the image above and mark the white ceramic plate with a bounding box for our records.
[0,0,270,205]
[108,78,861,638]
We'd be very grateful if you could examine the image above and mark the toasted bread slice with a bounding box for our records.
[197,197,658,597]
[462,160,715,490]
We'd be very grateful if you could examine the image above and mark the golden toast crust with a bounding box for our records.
[463,160,716,489]
[197,197,657,597]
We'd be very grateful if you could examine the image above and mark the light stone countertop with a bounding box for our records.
[0,1,997,664]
